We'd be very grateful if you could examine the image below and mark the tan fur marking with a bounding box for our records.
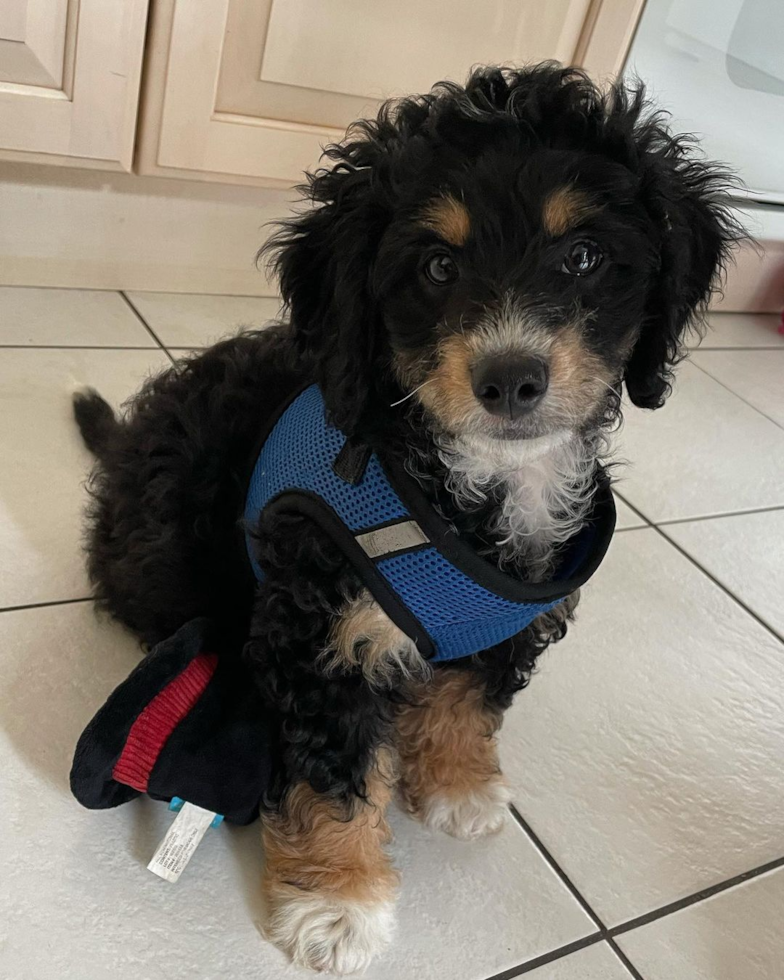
[395,304,618,436]
[547,324,615,418]
[420,195,471,246]
[542,187,598,237]
[396,670,503,812]
[262,752,398,908]
[415,333,478,431]
[325,590,426,685]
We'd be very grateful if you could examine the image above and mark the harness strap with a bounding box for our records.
[245,383,616,662]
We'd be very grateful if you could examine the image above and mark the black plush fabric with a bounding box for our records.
[70,619,274,825]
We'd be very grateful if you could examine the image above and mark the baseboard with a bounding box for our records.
[0,162,291,296]
[0,163,781,311]
[712,203,784,314]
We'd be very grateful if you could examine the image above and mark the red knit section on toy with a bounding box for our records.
[112,652,219,792]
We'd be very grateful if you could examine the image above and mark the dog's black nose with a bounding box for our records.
[471,356,549,419]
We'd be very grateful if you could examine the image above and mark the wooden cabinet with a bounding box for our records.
[137,0,627,187]
[0,0,149,171]
[0,0,646,183]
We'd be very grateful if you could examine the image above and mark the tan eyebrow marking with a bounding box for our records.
[542,187,599,237]
[419,194,471,246]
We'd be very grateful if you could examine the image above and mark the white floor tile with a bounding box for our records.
[499,529,784,926]
[369,814,596,980]
[616,867,784,980]
[613,493,646,530]
[694,312,784,349]
[524,942,634,979]
[617,362,784,522]
[126,292,282,348]
[664,509,784,639]
[0,287,155,347]
[0,602,596,980]
[692,349,784,428]
[0,348,169,608]
[3,286,783,978]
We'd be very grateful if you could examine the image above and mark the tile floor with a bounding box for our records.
[0,290,782,980]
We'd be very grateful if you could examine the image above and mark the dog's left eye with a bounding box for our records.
[561,240,603,277]
[424,252,459,286]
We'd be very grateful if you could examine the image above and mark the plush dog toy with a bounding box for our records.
[70,618,274,826]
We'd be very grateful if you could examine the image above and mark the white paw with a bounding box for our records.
[264,887,395,974]
[420,780,511,841]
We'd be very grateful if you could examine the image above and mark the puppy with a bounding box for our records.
[75,65,738,973]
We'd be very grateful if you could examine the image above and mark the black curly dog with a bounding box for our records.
[75,66,738,973]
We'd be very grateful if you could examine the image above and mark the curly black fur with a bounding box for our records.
[77,327,306,649]
[76,64,741,814]
[264,63,741,432]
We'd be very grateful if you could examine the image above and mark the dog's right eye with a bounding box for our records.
[424,253,459,286]
[561,239,603,277]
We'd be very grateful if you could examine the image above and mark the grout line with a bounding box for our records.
[690,360,784,431]
[611,489,654,528]
[501,806,650,979]
[497,804,784,980]
[481,934,604,980]
[0,344,159,350]
[0,284,280,300]
[656,503,784,527]
[692,345,784,351]
[654,524,784,645]
[121,289,281,301]
[605,937,647,980]
[613,494,784,643]
[119,291,176,366]
[609,854,784,938]
[509,805,606,932]
[0,596,92,615]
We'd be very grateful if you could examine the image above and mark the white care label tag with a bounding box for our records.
[147,801,217,883]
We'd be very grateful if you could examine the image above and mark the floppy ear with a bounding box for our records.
[624,140,741,409]
[261,133,391,435]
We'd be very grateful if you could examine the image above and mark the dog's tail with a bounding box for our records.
[73,388,121,458]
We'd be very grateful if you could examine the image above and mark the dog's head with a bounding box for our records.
[265,64,739,442]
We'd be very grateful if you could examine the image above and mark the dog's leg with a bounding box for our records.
[247,520,405,972]
[396,669,510,841]
[324,589,428,687]
[261,751,399,974]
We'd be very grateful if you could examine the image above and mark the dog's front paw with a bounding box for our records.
[264,885,395,974]
[418,778,511,841]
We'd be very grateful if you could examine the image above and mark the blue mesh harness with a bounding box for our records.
[245,385,615,663]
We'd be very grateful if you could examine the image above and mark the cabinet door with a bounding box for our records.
[0,0,149,171]
[138,0,593,187]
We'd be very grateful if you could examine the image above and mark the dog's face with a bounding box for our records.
[377,151,656,444]
[267,66,738,439]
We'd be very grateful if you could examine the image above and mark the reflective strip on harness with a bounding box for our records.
[355,520,429,559]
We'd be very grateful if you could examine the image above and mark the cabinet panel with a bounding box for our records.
[0,6,28,42]
[0,0,70,88]
[258,0,588,105]
[0,0,149,171]
[139,0,594,187]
